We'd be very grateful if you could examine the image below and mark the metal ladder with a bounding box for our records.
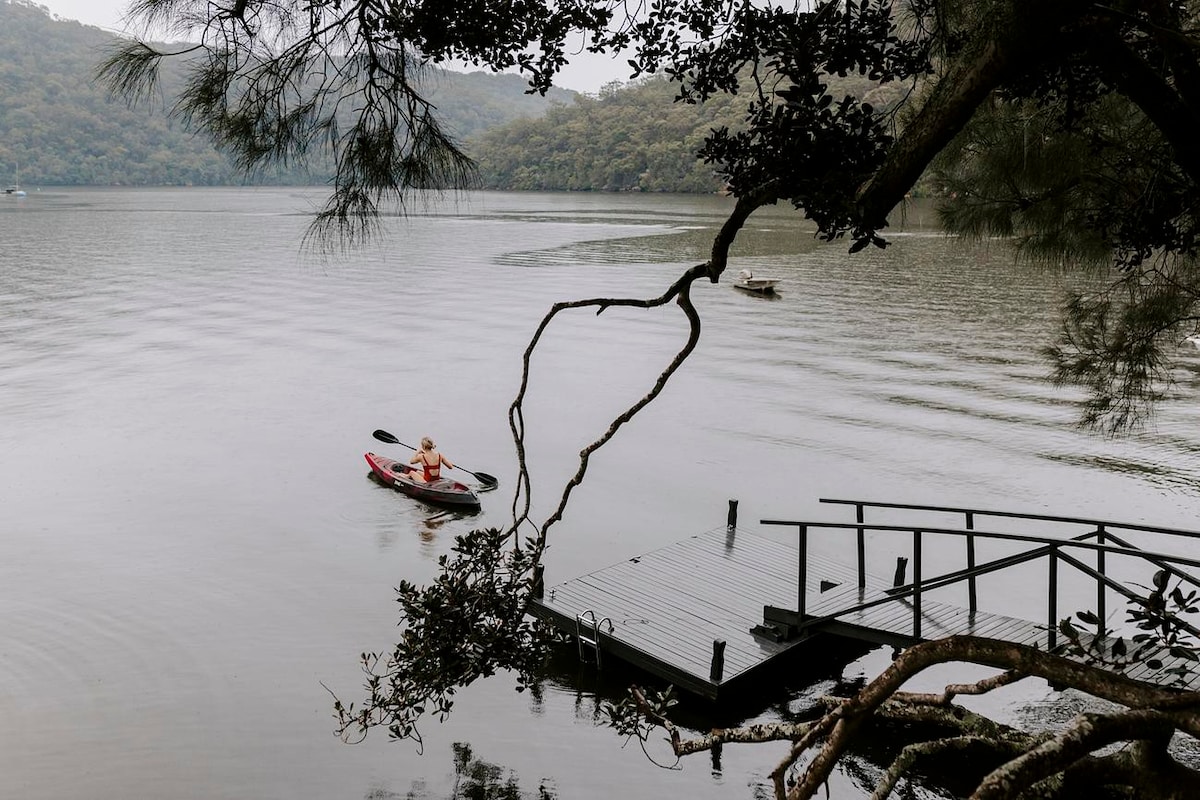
[575,610,613,668]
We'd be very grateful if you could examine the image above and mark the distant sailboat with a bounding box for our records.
[5,162,27,197]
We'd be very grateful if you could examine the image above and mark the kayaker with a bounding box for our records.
[409,436,454,483]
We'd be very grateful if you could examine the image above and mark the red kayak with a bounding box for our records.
[364,452,481,509]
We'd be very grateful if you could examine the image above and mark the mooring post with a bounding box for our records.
[532,564,545,599]
[727,499,739,529]
[892,557,908,587]
[710,638,726,683]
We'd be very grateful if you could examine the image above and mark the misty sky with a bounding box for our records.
[34,0,630,92]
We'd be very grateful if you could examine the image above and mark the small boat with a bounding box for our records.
[733,268,778,294]
[364,451,481,509]
[5,161,27,197]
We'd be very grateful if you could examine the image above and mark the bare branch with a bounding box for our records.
[507,261,711,541]
[892,669,1025,706]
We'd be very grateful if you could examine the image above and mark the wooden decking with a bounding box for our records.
[529,523,1200,698]
[531,526,841,697]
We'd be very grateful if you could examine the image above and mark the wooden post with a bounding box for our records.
[912,530,922,639]
[965,511,977,616]
[533,564,544,599]
[727,499,739,529]
[710,638,726,683]
[1095,525,1106,636]
[856,503,866,590]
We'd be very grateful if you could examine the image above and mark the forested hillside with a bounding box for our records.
[469,79,740,193]
[470,73,908,193]
[0,0,573,187]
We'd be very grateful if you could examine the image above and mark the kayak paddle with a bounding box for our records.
[372,429,499,490]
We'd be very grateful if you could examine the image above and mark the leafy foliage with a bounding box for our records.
[692,1,930,245]
[101,0,633,242]
[332,528,554,748]
[1060,569,1200,686]
[1043,269,1200,434]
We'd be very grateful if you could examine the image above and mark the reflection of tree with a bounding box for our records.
[375,743,556,800]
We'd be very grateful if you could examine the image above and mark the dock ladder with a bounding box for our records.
[575,610,613,667]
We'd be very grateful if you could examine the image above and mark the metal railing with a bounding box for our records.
[760,501,1200,648]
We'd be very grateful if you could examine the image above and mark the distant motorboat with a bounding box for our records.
[733,268,779,294]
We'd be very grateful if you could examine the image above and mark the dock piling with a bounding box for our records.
[710,639,726,682]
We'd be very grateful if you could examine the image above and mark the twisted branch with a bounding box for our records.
[506,261,709,539]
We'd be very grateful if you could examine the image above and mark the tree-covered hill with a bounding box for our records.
[469,73,907,194]
[469,78,744,193]
[0,0,575,187]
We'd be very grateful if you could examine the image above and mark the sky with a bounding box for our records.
[33,0,631,93]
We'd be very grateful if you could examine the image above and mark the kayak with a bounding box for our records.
[364,452,481,509]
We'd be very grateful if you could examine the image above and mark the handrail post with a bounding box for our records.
[798,525,808,621]
[1048,544,1059,650]
[965,511,977,616]
[856,503,866,590]
[912,530,922,639]
[1096,525,1106,636]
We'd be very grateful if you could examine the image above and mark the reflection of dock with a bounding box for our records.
[528,500,1200,699]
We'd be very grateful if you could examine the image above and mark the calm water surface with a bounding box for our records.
[3,188,1200,799]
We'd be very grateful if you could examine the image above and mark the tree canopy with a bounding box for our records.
[104,1,1200,798]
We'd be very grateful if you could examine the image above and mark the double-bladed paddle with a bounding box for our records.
[372,429,499,490]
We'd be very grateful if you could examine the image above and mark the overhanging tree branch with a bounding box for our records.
[1087,27,1200,188]
[856,0,1085,230]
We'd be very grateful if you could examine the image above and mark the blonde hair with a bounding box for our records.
[420,436,435,451]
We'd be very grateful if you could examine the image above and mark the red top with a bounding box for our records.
[417,452,442,481]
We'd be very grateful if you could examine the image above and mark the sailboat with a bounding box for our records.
[5,162,27,197]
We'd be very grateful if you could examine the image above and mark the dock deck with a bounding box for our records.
[529,505,1200,699]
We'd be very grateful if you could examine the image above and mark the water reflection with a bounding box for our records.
[380,743,557,800]
[352,472,484,551]
[531,637,875,771]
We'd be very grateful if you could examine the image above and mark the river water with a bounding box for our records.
[3,188,1200,799]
